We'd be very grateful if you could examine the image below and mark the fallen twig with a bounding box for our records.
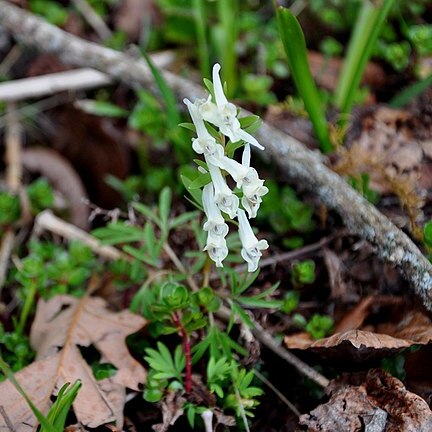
[71,0,112,40]
[0,69,112,101]
[216,306,330,388]
[0,2,430,309]
[0,102,22,293]
[34,209,123,261]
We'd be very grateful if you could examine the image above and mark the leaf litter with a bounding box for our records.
[285,296,432,360]
[299,369,432,432]
[0,294,146,431]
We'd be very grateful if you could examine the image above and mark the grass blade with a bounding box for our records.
[335,0,397,116]
[276,7,333,153]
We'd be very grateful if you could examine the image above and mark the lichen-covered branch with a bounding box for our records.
[0,1,431,308]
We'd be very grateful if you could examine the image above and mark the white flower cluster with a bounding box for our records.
[184,64,269,272]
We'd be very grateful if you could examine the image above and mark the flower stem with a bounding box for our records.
[172,311,192,393]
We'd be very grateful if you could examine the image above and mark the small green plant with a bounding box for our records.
[305,314,334,340]
[144,342,185,401]
[14,240,98,337]
[26,178,54,215]
[0,325,34,374]
[258,181,315,239]
[292,313,334,340]
[0,191,20,226]
[291,260,316,286]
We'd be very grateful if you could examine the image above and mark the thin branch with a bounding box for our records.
[216,306,330,388]
[0,2,430,309]
[0,405,15,432]
[163,243,199,292]
[0,102,22,293]
[34,210,123,261]
[71,0,112,40]
[0,69,112,101]
[253,368,301,418]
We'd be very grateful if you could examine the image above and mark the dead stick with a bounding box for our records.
[0,405,15,431]
[71,0,112,40]
[0,102,22,293]
[0,2,430,309]
[34,210,123,261]
[216,306,330,388]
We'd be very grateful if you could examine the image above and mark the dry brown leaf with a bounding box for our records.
[300,369,432,432]
[0,295,146,431]
[285,297,432,360]
[334,296,402,333]
[152,392,186,432]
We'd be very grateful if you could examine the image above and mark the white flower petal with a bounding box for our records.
[234,128,264,150]
[212,63,228,107]
[216,156,250,187]
[207,161,239,219]
[237,209,268,272]
[204,237,228,267]
[202,184,229,238]
[242,143,251,167]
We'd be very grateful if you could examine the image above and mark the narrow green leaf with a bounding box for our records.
[188,173,211,190]
[178,122,196,132]
[158,187,172,233]
[170,211,200,230]
[132,202,160,225]
[276,7,333,153]
[335,0,397,115]
[0,356,58,432]
[237,296,283,309]
[389,73,432,108]
[141,51,180,128]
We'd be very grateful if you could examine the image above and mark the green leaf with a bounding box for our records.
[390,74,432,108]
[170,211,200,230]
[123,245,158,266]
[276,7,332,153]
[141,51,180,128]
[335,0,397,115]
[178,122,196,132]
[424,220,432,248]
[180,174,203,207]
[92,223,144,245]
[187,173,211,190]
[76,100,128,118]
[0,356,58,432]
[158,187,172,234]
[133,202,160,225]
[236,297,283,309]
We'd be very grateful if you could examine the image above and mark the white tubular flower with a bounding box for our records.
[241,185,268,219]
[216,156,249,188]
[198,64,264,150]
[183,98,225,164]
[237,209,268,272]
[202,183,229,240]
[240,144,268,218]
[207,161,239,219]
[201,410,213,432]
[204,237,228,268]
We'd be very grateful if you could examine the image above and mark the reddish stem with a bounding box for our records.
[172,312,192,393]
